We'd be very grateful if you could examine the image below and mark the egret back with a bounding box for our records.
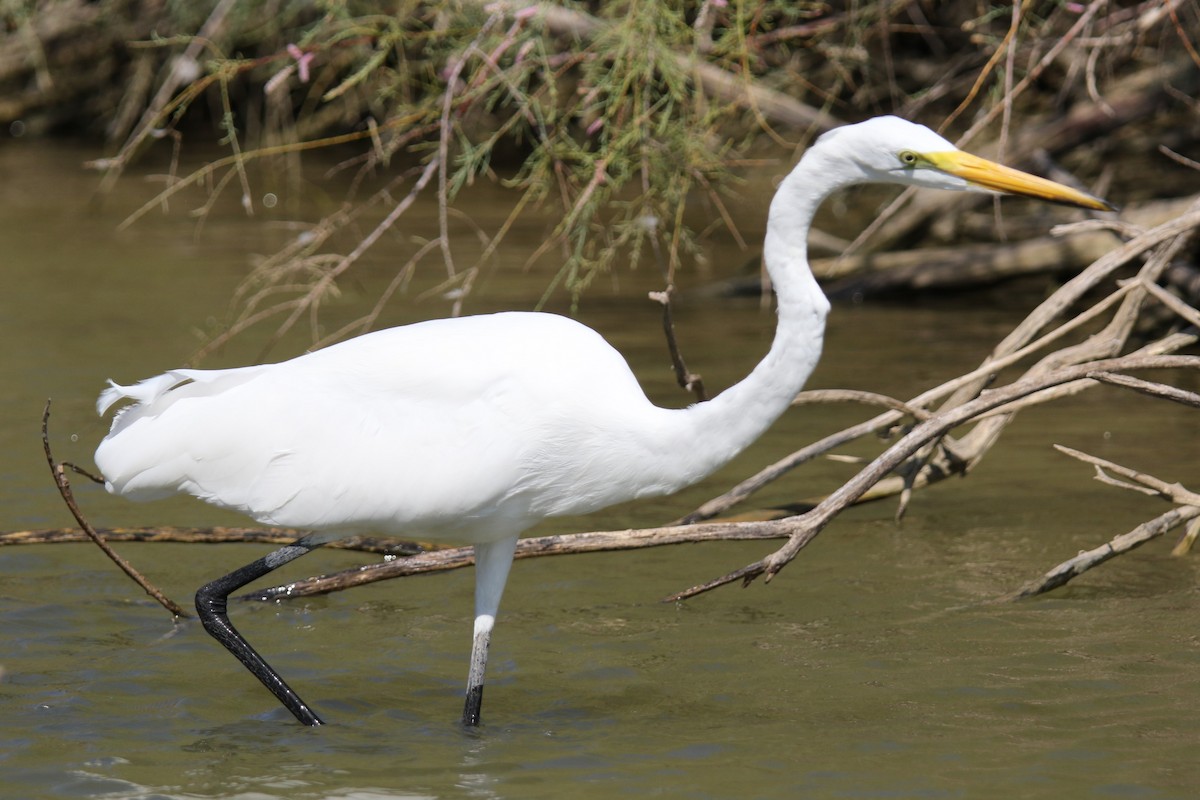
[95,312,672,542]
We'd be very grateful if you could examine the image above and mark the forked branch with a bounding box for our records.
[41,400,190,619]
[1000,505,1200,602]
[992,444,1200,600]
[664,354,1200,602]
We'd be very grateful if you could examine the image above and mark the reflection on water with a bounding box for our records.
[3,140,1200,799]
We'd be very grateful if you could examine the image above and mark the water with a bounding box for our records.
[3,140,1199,799]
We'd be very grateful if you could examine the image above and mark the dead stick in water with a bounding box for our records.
[998,505,1200,602]
[41,399,190,619]
[0,526,423,555]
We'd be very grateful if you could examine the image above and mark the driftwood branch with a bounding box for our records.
[0,526,423,555]
[792,389,934,420]
[999,505,1200,602]
[41,400,190,619]
[1057,445,1200,503]
[239,522,792,602]
[998,441,1200,600]
[1084,372,1200,409]
[665,354,1200,602]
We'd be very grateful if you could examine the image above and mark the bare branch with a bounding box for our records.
[41,400,189,619]
[1085,372,1200,409]
[242,521,793,601]
[999,506,1200,602]
[649,287,706,402]
[791,389,933,420]
[1052,446,1200,506]
[0,526,422,555]
[667,354,1200,602]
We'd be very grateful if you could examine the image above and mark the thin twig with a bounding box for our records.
[1138,276,1200,330]
[436,14,504,286]
[1053,445,1200,505]
[258,157,442,359]
[1085,372,1200,409]
[97,0,239,194]
[649,287,706,402]
[791,389,933,420]
[41,400,189,619]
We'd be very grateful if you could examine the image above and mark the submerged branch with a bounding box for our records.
[988,445,1200,600]
[999,506,1200,602]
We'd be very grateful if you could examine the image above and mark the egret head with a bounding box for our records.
[814,116,1114,211]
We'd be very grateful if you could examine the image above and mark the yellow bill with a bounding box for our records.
[925,150,1115,211]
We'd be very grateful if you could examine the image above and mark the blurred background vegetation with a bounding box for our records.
[3,0,1198,349]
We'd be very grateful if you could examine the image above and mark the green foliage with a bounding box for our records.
[129,0,813,346]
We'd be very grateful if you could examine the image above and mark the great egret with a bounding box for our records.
[94,116,1112,727]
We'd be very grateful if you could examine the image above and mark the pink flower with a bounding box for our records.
[287,44,314,83]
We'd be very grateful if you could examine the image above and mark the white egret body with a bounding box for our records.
[95,116,1111,726]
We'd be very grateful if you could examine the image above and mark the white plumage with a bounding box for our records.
[96,312,739,537]
[94,116,1111,727]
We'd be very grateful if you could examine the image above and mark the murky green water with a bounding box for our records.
[3,140,1199,799]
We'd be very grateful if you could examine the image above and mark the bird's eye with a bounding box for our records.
[898,150,921,167]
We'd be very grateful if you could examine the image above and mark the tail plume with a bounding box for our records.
[97,372,191,417]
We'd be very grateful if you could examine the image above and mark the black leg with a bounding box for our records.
[194,537,326,726]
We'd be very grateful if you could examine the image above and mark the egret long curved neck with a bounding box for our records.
[644,149,848,493]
